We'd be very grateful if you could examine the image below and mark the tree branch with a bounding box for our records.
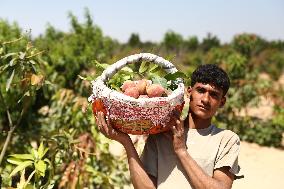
[0,89,26,167]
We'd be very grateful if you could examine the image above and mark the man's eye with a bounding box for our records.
[197,88,205,93]
[210,92,219,98]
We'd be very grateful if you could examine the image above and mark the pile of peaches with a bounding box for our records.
[120,79,166,98]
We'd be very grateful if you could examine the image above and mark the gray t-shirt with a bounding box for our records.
[140,125,240,189]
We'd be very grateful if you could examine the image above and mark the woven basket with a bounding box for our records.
[89,53,185,135]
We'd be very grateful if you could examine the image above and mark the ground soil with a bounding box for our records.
[233,141,284,189]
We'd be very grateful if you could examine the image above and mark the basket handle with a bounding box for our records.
[100,53,178,82]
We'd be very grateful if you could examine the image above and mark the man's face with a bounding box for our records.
[188,82,226,120]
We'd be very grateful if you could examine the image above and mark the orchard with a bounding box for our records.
[0,10,284,188]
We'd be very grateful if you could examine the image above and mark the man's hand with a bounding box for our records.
[95,111,130,144]
[164,110,187,154]
[95,112,157,188]
[171,117,187,154]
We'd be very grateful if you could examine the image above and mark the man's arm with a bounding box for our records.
[96,112,156,189]
[176,149,234,189]
[122,138,156,189]
[171,119,234,189]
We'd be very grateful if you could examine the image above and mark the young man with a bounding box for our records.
[95,64,240,189]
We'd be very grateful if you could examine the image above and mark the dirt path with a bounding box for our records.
[233,141,284,189]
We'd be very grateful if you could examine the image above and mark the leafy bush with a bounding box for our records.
[232,33,266,58]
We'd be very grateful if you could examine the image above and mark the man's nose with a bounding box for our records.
[201,92,210,104]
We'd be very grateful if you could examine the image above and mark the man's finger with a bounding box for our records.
[94,115,98,125]
[175,119,184,131]
[106,115,111,126]
[175,119,181,130]
[96,113,102,127]
[106,116,116,135]
[98,112,109,134]
[105,115,112,130]
[171,125,178,135]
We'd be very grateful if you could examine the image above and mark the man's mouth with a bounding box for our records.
[197,105,209,111]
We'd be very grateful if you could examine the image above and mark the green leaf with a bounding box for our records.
[121,66,133,73]
[46,182,56,189]
[1,52,16,59]
[152,76,168,89]
[148,64,159,73]
[9,161,33,176]
[0,64,9,74]
[7,157,24,165]
[32,148,39,160]
[122,75,131,81]
[9,154,34,160]
[94,60,109,71]
[44,80,53,85]
[35,160,47,177]
[78,75,87,80]
[86,75,95,81]
[29,60,36,65]
[180,100,190,121]
[9,58,17,66]
[164,71,187,81]
[43,158,52,166]
[6,69,15,91]
[69,139,80,144]
[139,61,149,73]
[38,142,46,159]
[19,52,26,59]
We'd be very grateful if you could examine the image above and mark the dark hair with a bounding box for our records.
[191,64,230,95]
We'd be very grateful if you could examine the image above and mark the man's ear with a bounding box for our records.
[187,87,192,95]
[186,87,193,101]
[219,96,226,108]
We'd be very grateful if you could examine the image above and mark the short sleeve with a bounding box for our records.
[214,133,241,175]
[140,135,158,177]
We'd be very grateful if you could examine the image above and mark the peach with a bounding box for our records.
[146,84,165,97]
[121,80,136,92]
[124,87,140,98]
[136,79,148,95]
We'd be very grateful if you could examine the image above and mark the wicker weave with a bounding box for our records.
[89,53,185,135]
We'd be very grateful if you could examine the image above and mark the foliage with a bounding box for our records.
[259,50,284,80]
[232,33,266,58]
[0,19,22,42]
[0,36,46,154]
[201,33,220,52]
[128,33,141,47]
[7,142,52,188]
[0,36,49,188]
[34,10,118,90]
[184,36,199,51]
[162,30,183,52]
[0,12,129,188]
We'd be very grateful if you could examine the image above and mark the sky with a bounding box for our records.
[0,0,284,43]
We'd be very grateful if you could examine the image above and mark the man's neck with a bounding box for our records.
[188,112,212,129]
